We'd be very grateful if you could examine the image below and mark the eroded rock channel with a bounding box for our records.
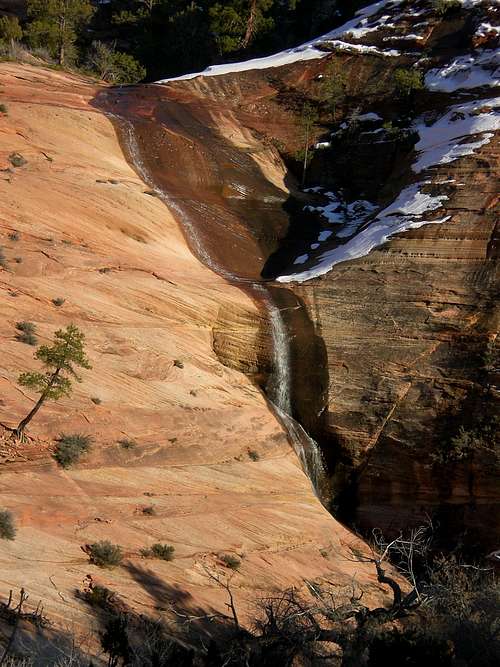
[95,84,332,503]
[94,0,500,548]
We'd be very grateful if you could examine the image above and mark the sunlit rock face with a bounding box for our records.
[0,64,390,638]
[148,0,499,548]
[0,0,498,641]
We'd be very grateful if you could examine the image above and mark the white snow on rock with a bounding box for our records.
[293,254,309,265]
[277,185,450,283]
[277,98,499,283]
[157,0,403,82]
[425,49,500,92]
[413,97,500,171]
[357,112,383,121]
[475,22,500,38]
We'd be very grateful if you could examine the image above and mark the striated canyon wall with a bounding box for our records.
[148,0,499,550]
[0,64,390,641]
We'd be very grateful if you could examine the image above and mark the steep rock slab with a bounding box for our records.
[0,64,386,633]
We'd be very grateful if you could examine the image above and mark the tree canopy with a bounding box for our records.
[4,0,359,82]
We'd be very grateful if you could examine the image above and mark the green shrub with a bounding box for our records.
[8,231,20,241]
[0,15,22,43]
[88,540,123,567]
[8,152,27,167]
[0,103,6,114]
[15,321,38,346]
[220,553,241,570]
[118,438,136,449]
[52,297,65,306]
[54,433,92,468]
[0,247,8,268]
[433,0,461,15]
[0,509,16,540]
[248,449,260,461]
[433,415,499,463]
[82,584,115,610]
[141,543,175,561]
[394,68,424,97]
[86,41,146,84]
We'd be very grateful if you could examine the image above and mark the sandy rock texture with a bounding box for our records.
[0,64,389,636]
[148,19,499,550]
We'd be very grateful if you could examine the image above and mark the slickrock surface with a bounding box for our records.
[145,0,499,549]
[0,64,391,634]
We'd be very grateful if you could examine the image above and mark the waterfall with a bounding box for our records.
[244,285,327,502]
[115,114,328,503]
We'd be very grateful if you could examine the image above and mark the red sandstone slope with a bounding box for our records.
[0,64,391,639]
[138,0,499,547]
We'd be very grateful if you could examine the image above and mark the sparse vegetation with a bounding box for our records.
[8,231,20,241]
[15,325,91,435]
[81,583,116,610]
[173,359,184,369]
[118,438,137,450]
[0,247,8,269]
[52,297,65,307]
[26,0,94,66]
[248,449,260,461]
[88,540,123,568]
[433,0,461,15]
[482,338,498,372]
[220,553,241,570]
[53,433,92,468]
[141,543,175,561]
[0,509,16,540]
[320,62,347,120]
[86,40,145,83]
[8,152,27,168]
[433,413,499,463]
[298,102,318,187]
[394,68,424,97]
[142,505,156,516]
[0,15,23,45]
[0,103,7,114]
[15,321,38,346]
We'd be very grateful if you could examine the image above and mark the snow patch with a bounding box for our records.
[277,185,450,283]
[413,98,500,172]
[157,0,403,82]
[425,50,500,92]
[277,98,499,283]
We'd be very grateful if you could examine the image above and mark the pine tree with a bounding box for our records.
[16,324,91,435]
[299,103,318,187]
[0,16,23,48]
[321,62,347,121]
[26,0,94,65]
[209,0,274,56]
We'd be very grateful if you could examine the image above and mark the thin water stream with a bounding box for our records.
[114,113,328,503]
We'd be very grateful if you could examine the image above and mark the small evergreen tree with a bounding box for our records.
[209,0,274,55]
[86,41,145,83]
[0,16,23,47]
[16,324,91,435]
[299,102,318,187]
[26,0,94,65]
[321,62,347,120]
[394,68,424,97]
